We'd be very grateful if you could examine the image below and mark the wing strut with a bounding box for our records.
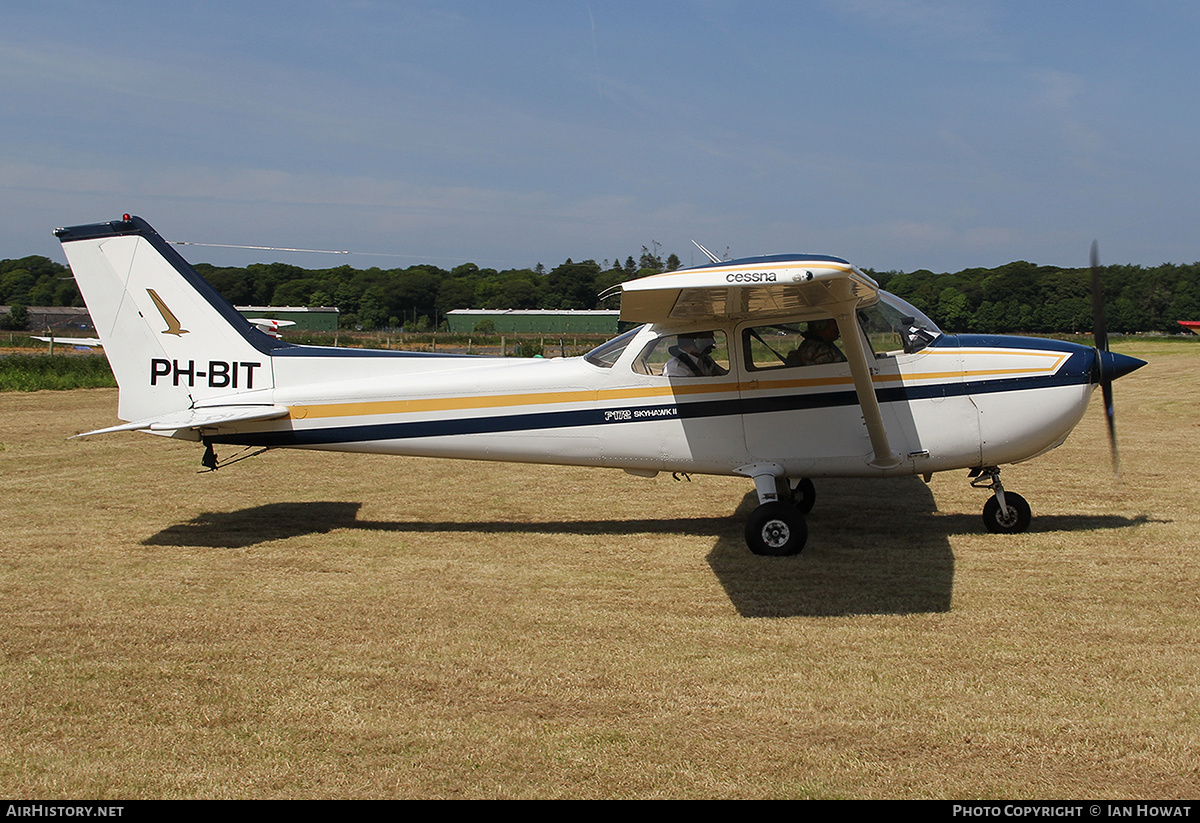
[834,306,900,469]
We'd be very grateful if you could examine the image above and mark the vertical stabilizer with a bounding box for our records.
[55,216,284,423]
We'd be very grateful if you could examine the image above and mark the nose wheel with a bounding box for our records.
[971,467,1032,534]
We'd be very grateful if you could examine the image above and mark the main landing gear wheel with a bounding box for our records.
[982,492,1031,534]
[788,477,816,514]
[745,501,808,556]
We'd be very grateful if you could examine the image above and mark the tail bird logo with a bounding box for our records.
[146,289,189,336]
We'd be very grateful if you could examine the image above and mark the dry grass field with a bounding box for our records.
[1,339,1197,799]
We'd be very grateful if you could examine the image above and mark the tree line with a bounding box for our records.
[872,260,1200,334]
[3,248,1199,334]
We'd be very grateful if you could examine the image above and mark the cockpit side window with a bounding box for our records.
[633,330,729,377]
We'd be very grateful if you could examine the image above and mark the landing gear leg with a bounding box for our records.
[970,466,1031,534]
[786,477,816,514]
[201,440,218,471]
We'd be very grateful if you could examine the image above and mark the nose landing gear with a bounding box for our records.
[970,467,1031,534]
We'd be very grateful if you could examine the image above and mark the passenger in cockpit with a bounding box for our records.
[790,319,846,366]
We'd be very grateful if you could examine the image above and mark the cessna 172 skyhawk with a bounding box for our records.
[55,216,1145,556]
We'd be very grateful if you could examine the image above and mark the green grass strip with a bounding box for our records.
[0,354,116,391]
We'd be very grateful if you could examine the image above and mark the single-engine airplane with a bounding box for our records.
[244,317,296,339]
[55,216,1145,555]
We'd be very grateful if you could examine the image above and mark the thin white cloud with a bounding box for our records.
[1025,68,1105,169]
[825,0,1007,59]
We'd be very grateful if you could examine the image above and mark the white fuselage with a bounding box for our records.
[206,323,1098,480]
[52,216,1104,484]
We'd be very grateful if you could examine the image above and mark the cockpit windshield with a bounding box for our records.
[583,326,641,368]
[859,292,942,355]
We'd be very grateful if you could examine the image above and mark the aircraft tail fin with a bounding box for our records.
[54,216,285,425]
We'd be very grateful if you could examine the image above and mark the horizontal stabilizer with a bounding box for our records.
[74,405,290,438]
[31,336,103,347]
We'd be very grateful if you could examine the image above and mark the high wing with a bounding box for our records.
[619,254,899,468]
[618,254,880,324]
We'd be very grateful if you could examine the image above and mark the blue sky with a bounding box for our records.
[4,1,1198,273]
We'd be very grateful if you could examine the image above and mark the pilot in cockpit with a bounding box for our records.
[663,332,727,377]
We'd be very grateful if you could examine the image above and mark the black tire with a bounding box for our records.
[745,501,808,556]
[982,492,1031,534]
[788,477,816,514]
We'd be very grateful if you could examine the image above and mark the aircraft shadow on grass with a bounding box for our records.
[703,477,957,617]
[140,501,738,549]
[141,477,1154,618]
